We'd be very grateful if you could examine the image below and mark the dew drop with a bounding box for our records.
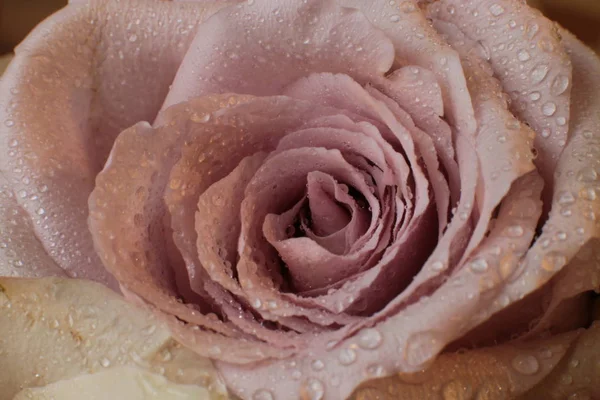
[505,225,524,237]
[541,251,567,272]
[540,128,551,138]
[190,112,211,123]
[8,139,18,147]
[365,364,387,378]
[311,359,324,371]
[555,231,568,241]
[399,1,416,13]
[357,328,383,350]
[530,64,549,84]
[542,102,557,116]
[404,332,440,367]
[338,348,357,365]
[511,354,540,375]
[36,208,46,216]
[526,22,540,39]
[253,389,274,400]
[252,298,262,308]
[128,33,138,42]
[100,357,111,368]
[577,167,598,183]
[517,49,530,62]
[470,258,489,273]
[442,380,473,400]
[551,75,570,95]
[431,261,445,272]
[4,119,14,127]
[303,378,324,400]
[447,5,456,15]
[557,191,576,206]
[489,4,505,16]
[561,374,573,385]
[579,187,597,201]
[389,15,400,22]
[529,91,541,101]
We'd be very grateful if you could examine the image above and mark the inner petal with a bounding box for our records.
[306,172,352,237]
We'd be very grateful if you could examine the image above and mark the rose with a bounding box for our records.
[1,0,600,399]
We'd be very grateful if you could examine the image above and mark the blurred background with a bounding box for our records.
[0,0,599,55]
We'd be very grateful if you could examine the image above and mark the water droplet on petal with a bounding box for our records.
[400,1,416,13]
[100,357,111,368]
[577,167,598,183]
[555,231,568,241]
[561,374,573,385]
[128,34,138,42]
[358,328,383,350]
[389,15,400,22]
[531,64,549,84]
[365,364,387,377]
[470,258,489,273]
[518,49,531,62]
[404,332,441,367]
[431,261,445,272]
[511,354,540,375]
[442,380,473,400]
[557,191,576,206]
[4,119,14,127]
[551,75,570,95]
[489,4,505,16]
[191,112,211,123]
[506,225,524,237]
[526,22,540,39]
[529,91,541,101]
[311,359,324,371]
[303,378,324,400]
[542,102,557,116]
[253,389,274,400]
[338,348,357,365]
[541,251,567,272]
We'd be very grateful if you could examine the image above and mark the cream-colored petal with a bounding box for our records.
[0,277,227,400]
[12,367,216,400]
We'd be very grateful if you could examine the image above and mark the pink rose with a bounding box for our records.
[1,0,600,399]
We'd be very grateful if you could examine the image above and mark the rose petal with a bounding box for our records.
[216,170,544,400]
[12,367,219,400]
[0,0,231,287]
[0,277,226,400]
[430,18,537,263]
[0,174,66,278]
[428,0,572,189]
[162,0,394,108]
[350,327,586,399]
[481,31,600,333]
[341,0,477,135]
[519,321,600,399]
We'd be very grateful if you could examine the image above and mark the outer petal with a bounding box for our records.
[0,173,66,278]
[0,0,232,286]
[428,0,572,189]
[0,278,227,400]
[12,367,218,400]
[350,326,596,400]
[162,0,394,108]
[473,31,600,338]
